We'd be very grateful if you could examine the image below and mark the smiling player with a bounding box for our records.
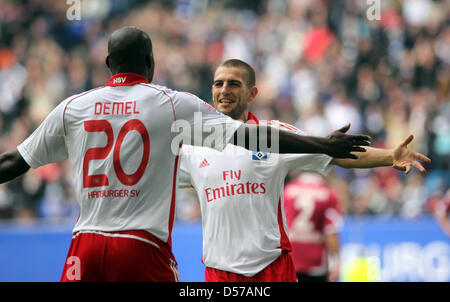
[0,27,373,282]
[178,59,431,282]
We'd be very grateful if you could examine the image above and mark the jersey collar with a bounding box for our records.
[106,73,149,86]
[247,112,259,124]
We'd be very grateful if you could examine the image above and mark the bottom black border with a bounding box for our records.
[0,282,447,300]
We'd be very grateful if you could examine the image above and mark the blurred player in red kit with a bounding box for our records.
[284,172,342,282]
[0,27,372,282]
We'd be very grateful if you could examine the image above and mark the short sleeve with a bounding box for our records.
[274,123,333,175]
[172,92,242,151]
[17,101,68,169]
[282,153,333,176]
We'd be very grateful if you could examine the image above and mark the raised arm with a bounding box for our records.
[0,149,30,183]
[233,123,371,159]
[331,134,431,173]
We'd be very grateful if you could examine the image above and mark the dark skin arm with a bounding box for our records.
[233,123,370,159]
[0,149,30,184]
[0,124,369,184]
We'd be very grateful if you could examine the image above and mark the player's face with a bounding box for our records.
[212,66,255,121]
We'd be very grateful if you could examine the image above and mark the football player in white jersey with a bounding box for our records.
[178,59,431,282]
[0,27,372,282]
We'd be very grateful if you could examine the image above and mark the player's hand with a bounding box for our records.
[392,134,431,174]
[325,123,371,159]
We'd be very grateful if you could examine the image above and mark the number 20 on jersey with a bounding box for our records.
[83,119,150,188]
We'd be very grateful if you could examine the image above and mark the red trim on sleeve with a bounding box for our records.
[266,120,300,132]
[279,123,299,131]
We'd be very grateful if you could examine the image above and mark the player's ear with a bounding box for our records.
[248,86,258,104]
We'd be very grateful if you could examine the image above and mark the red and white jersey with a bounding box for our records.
[284,173,343,275]
[178,112,332,277]
[17,73,242,245]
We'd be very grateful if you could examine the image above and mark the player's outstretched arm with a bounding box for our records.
[233,123,371,159]
[0,149,30,183]
[331,134,431,174]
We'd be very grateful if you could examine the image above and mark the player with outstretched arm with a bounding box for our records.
[178,59,431,282]
[0,27,371,282]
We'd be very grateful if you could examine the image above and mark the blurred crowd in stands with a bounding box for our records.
[0,0,448,222]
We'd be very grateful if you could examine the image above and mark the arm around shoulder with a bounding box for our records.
[232,123,370,159]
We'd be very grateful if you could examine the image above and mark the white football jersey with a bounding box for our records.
[178,112,333,277]
[17,73,242,244]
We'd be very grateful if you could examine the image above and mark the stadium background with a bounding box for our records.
[0,0,448,281]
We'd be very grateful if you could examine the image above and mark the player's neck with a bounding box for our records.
[237,110,249,123]
[110,66,148,80]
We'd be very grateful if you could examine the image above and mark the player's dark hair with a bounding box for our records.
[220,59,256,88]
[107,26,153,75]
